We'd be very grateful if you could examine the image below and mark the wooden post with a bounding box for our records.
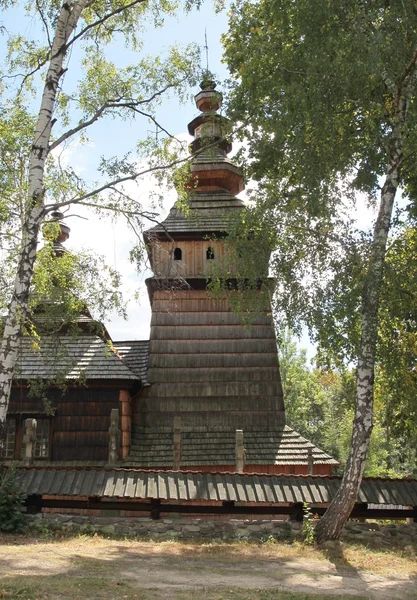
[235,429,245,474]
[108,409,121,466]
[307,447,314,475]
[23,418,37,466]
[119,389,131,460]
[173,416,181,470]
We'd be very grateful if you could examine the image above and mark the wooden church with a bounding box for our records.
[4,79,337,476]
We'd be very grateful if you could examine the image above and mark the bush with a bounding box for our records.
[0,468,26,533]
[301,503,316,545]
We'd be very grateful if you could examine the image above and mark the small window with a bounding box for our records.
[206,246,215,260]
[173,248,182,261]
[5,419,16,458]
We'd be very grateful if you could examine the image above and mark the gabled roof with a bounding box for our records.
[13,335,139,381]
[113,340,149,384]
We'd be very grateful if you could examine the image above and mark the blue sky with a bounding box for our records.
[0,2,235,342]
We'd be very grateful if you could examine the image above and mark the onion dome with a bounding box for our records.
[49,211,70,255]
[187,75,244,196]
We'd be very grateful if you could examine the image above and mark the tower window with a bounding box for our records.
[206,246,215,260]
[173,248,182,261]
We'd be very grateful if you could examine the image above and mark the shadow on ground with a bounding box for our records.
[0,533,415,600]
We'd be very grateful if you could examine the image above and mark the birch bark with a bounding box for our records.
[0,1,89,457]
[315,115,405,542]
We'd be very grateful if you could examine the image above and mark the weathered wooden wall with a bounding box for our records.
[151,240,230,278]
[9,386,128,462]
[136,289,285,431]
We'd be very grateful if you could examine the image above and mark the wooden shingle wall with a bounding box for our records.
[136,289,285,432]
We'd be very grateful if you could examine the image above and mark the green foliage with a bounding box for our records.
[223,0,417,358]
[280,331,417,477]
[0,0,204,285]
[31,242,126,326]
[301,503,316,546]
[0,468,26,533]
[278,331,354,471]
[225,0,417,196]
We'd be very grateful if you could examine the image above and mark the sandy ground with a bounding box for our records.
[0,537,416,599]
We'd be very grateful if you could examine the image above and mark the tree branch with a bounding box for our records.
[70,199,162,226]
[35,0,53,49]
[48,82,182,152]
[398,44,417,89]
[66,0,148,51]
[44,121,248,213]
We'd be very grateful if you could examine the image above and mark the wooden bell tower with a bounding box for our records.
[128,77,336,475]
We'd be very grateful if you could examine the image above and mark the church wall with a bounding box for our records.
[8,386,128,462]
[134,289,285,432]
[151,240,231,278]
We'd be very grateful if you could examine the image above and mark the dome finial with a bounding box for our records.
[200,70,217,91]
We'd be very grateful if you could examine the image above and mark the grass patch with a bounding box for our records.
[0,533,415,599]
[0,575,151,600]
[1,532,416,575]
[0,577,369,600]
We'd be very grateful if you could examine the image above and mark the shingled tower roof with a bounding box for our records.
[145,77,245,241]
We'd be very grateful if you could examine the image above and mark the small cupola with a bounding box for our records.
[48,211,70,255]
[186,74,244,196]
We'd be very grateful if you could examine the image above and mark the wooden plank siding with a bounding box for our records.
[52,388,120,461]
[9,387,129,463]
[152,240,230,278]
[128,287,290,467]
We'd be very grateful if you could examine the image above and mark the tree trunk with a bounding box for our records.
[0,1,87,457]
[315,136,403,543]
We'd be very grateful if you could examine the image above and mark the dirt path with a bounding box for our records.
[0,537,415,599]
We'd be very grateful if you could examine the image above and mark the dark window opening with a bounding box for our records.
[34,419,50,458]
[5,419,16,458]
[206,246,215,260]
[173,248,182,261]
[5,416,51,460]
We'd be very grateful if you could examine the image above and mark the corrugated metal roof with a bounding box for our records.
[13,336,139,381]
[126,426,338,467]
[14,468,417,506]
[113,340,149,384]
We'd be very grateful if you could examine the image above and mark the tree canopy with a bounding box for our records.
[223,0,417,539]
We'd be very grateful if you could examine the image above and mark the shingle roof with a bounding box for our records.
[14,467,417,506]
[126,425,338,467]
[13,335,139,381]
[146,191,245,235]
[113,340,149,384]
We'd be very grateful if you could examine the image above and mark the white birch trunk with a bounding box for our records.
[0,1,88,458]
[315,123,404,542]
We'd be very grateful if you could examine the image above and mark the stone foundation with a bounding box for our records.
[25,513,417,548]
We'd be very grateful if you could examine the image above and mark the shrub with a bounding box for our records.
[0,468,26,533]
[301,502,316,545]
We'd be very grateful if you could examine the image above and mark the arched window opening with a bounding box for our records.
[174,248,182,261]
[206,246,215,260]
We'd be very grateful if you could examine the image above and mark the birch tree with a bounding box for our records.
[223,0,417,540]
[0,0,201,452]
